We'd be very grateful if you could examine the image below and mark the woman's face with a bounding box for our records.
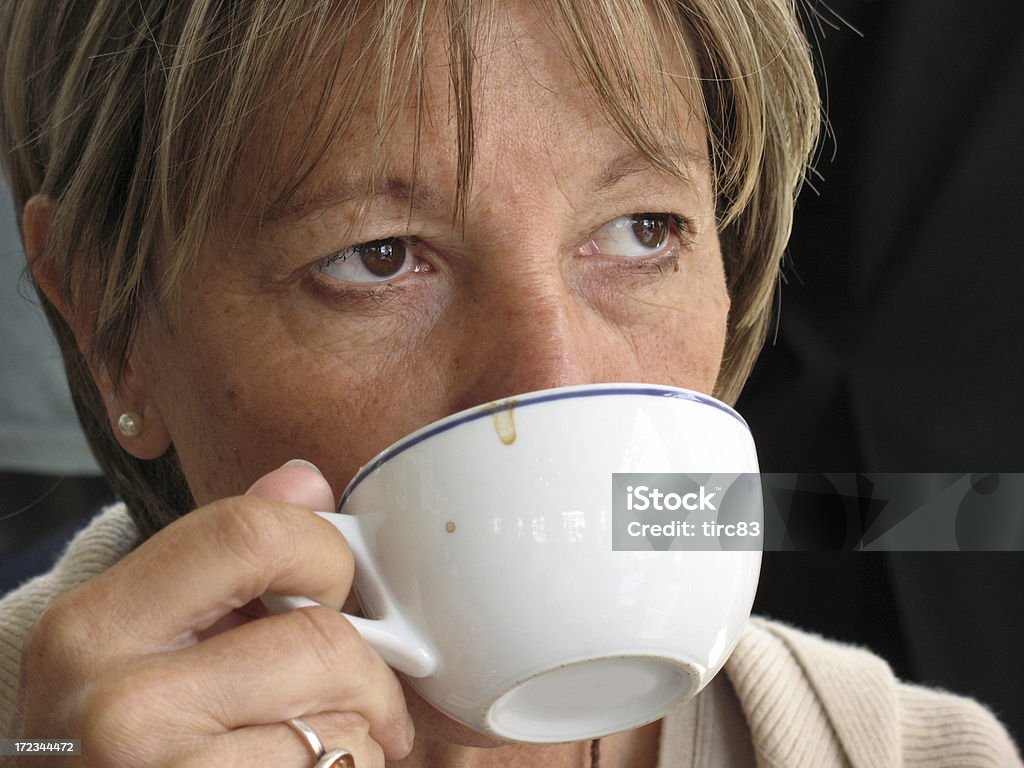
[112,2,729,749]
[131,7,728,542]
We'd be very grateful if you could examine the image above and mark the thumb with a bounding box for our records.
[198,461,337,638]
[246,459,336,512]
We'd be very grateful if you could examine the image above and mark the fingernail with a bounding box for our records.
[281,459,323,474]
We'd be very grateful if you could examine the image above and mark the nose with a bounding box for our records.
[442,268,605,413]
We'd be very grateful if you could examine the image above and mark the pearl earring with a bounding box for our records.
[117,411,143,437]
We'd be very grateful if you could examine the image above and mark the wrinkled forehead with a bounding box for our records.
[223,0,707,231]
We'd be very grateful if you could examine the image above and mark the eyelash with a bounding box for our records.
[581,211,692,268]
[670,214,694,243]
[311,211,694,297]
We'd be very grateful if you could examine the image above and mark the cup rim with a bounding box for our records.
[338,382,747,511]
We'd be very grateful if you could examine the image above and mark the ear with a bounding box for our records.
[23,194,172,460]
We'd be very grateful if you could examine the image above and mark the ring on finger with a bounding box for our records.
[287,717,325,760]
[286,719,356,768]
[316,748,356,768]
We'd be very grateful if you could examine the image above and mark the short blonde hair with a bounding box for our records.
[0,0,819,537]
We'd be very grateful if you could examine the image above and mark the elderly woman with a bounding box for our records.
[0,1,1019,766]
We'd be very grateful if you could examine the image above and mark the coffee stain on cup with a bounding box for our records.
[491,405,517,445]
[445,521,456,533]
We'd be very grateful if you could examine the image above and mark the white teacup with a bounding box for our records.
[264,383,761,743]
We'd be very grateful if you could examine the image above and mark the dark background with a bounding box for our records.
[741,0,1024,744]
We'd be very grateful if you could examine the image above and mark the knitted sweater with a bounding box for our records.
[1,505,1021,767]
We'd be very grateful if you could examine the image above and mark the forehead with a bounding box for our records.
[229,1,707,228]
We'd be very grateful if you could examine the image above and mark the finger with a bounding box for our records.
[64,466,353,652]
[180,713,391,768]
[162,607,413,758]
[246,459,336,511]
[194,458,332,643]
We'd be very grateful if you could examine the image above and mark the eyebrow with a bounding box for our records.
[259,145,706,224]
[594,147,707,193]
[259,176,447,224]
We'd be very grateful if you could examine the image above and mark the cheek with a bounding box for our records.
[140,294,444,506]
[689,256,730,388]
[618,245,729,394]
[158,352,434,507]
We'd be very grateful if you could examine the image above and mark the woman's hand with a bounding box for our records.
[12,461,414,767]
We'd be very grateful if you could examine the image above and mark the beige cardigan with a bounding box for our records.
[1,505,1020,767]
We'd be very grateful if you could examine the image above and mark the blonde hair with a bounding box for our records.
[0,0,819,537]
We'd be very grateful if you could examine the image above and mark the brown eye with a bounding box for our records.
[581,213,680,259]
[356,239,408,277]
[630,215,669,249]
[318,237,429,284]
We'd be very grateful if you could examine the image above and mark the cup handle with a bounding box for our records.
[260,511,438,679]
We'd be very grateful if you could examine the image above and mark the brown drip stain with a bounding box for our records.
[445,521,456,533]
[489,403,517,445]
